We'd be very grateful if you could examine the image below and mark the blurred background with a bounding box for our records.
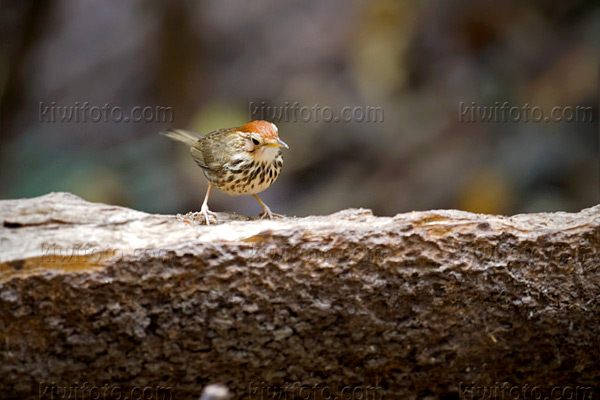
[1,0,598,217]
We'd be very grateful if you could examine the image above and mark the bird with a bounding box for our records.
[161,120,289,224]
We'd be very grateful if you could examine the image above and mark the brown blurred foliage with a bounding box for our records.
[1,0,598,216]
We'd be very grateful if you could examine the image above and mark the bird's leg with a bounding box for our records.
[196,184,217,224]
[253,194,283,219]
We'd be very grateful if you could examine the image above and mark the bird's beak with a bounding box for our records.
[269,138,289,149]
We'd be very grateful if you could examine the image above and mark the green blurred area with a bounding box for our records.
[1,0,598,216]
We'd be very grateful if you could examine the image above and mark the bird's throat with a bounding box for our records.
[254,146,281,163]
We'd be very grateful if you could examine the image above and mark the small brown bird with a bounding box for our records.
[161,120,288,224]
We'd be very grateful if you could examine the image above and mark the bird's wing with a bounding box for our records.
[190,127,237,171]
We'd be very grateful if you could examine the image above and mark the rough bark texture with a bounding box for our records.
[1,192,599,400]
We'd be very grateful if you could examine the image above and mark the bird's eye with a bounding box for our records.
[251,138,260,146]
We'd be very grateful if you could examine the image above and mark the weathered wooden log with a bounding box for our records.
[1,192,599,399]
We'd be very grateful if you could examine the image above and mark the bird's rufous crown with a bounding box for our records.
[238,120,279,140]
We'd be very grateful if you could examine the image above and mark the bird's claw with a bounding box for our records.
[191,208,218,225]
[259,208,283,219]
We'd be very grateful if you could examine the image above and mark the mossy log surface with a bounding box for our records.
[1,193,599,399]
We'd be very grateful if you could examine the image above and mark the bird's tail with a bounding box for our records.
[160,129,201,146]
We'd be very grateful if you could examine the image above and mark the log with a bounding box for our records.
[1,192,599,399]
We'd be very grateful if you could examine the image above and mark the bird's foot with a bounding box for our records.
[259,207,283,219]
[189,207,218,225]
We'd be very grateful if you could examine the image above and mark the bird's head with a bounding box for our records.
[238,120,288,162]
